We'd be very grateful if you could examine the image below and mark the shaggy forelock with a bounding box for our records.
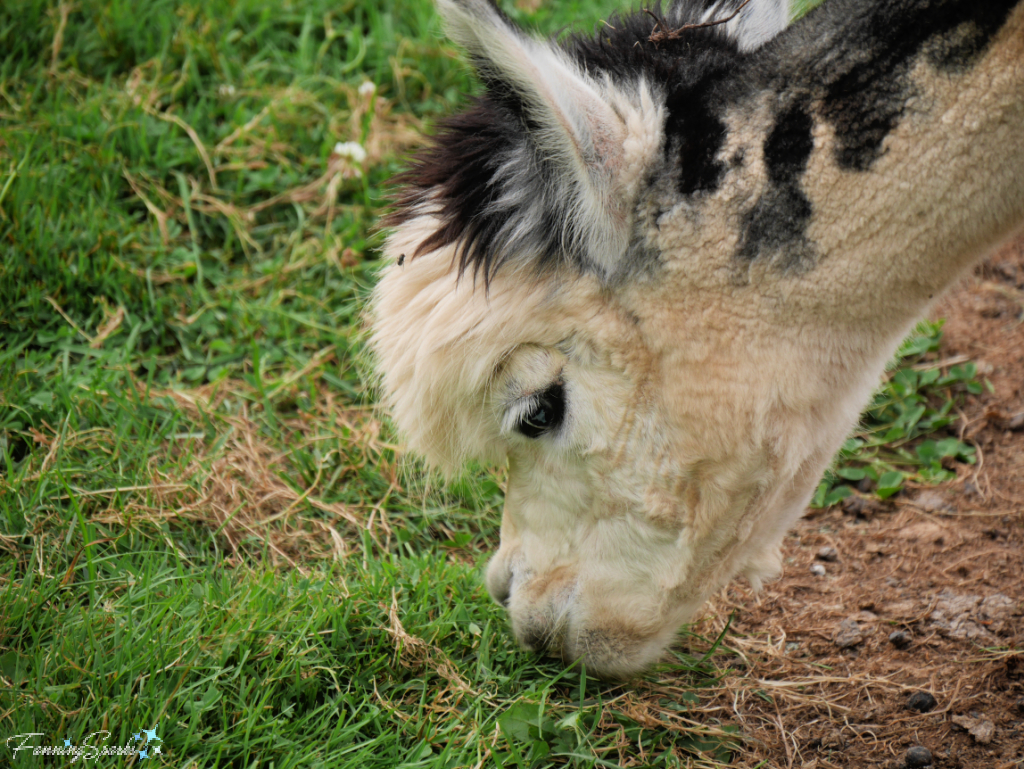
[371,220,603,471]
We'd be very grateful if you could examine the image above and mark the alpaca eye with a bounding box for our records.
[516,383,565,438]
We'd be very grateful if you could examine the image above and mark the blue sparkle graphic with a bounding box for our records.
[139,748,149,760]
[64,738,71,747]
[134,733,142,741]
[144,727,161,743]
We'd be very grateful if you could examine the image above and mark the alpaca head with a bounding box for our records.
[372,0,1024,677]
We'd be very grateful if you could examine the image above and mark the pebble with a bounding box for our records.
[844,494,869,516]
[912,490,949,513]
[810,563,827,577]
[906,691,937,713]
[1017,696,1024,715]
[904,746,932,768]
[817,546,839,562]
[834,619,864,648]
[889,630,912,649]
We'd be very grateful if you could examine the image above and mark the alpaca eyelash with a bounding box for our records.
[502,382,566,438]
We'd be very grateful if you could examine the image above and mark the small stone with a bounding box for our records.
[904,746,932,768]
[817,546,839,562]
[906,691,937,713]
[810,563,827,577]
[834,619,864,648]
[1016,697,1024,715]
[843,493,868,518]
[975,360,995,376]
[912,490,950,513]
[1008,412,1024,431]
[889,630,912,649]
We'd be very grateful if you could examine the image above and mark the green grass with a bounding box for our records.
[1,1,741,767]
[0,0,976,766]
[812,320,983,508]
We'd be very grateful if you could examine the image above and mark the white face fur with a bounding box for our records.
[372,0,1024,677]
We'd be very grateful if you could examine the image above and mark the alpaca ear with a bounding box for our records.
[724,0,792,52]
[436,0,637,277]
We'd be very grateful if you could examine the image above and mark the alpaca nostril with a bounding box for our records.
[485,557,515,609]
[490,579,511,609]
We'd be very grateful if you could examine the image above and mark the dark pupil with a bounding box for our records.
[517,383,564,438]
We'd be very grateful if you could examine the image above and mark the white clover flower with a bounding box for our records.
[333,142,367,164]
[358,81,376,98]
[218,84,237,97]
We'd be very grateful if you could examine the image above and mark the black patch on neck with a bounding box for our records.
[814,0,1018,171]
[738,101,816,267]
[764,102,814,186]
[665,87,729,196]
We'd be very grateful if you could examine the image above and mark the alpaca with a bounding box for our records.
[371,0,1024,679]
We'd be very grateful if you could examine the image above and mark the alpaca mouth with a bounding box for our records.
[491,565,675,679]
[512,610,669,680]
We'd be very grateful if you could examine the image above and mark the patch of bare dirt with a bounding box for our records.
[704,237,1024,768]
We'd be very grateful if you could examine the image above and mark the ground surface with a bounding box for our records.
[701,238,1024,768]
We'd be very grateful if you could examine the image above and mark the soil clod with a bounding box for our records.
[903,745,932,768]
[930,591,1015,641]
[833,619,863,648]
[906,691,937,713]
[951,714,996,744]
[888,630,911,649]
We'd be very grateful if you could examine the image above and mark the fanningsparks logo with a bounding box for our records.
[6,726,163,762]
